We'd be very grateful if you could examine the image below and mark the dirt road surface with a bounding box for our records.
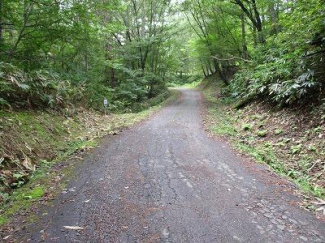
[23,89,325,242]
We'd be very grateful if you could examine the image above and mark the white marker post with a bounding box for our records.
[104,98,108,116]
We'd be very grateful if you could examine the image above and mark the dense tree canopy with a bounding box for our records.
[0,0,188,110]
[0,0,324,110]
[183,0,325,105]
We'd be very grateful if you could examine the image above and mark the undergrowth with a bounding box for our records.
[201,79,325,206]
[0,89,179,226]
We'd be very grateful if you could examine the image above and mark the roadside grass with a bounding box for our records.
[201,79,325,208]
[180,80,201,88]
[168,80,201,89]
[0,89,180,226]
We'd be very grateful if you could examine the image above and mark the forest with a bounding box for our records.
[0,0,325,239]
[0,0,325,214]
[0,0,324,110]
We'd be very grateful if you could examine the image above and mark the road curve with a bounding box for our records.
[24,89,325,242]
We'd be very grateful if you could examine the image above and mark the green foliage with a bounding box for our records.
[202,81,325,199]
[274,129,283,135]
[230,48,322,105]
[229,0,325,105]
[24,187,44,200]
[1,0,324,109]
[0,0,185,111]
[182,0,324,105]
[257,130,268,137]
[0,62,84,109]
[242,123,253,131]
[290,144,303,154]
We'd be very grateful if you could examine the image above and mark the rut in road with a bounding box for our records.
[24,89,325,242]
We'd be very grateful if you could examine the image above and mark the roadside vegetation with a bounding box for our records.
[183,0,324,215]
[0,90,179,226]
[183,0,324,107]
[201,77,324,217]
[1,0,324,227]
[0,0,187,225]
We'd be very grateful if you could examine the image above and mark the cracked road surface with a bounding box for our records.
[25,89,325,242]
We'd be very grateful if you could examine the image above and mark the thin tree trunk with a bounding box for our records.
[234,0,265,44]
[269,1,279,35]
[110,67,116,88]
[105,42,116,88]
[252,0,264,43]
[252,26,257,47]
[0,0,3,47]
[241,14,248,60]
[202,66,207,77]
[7,2,33,61]
[213,59,229,85]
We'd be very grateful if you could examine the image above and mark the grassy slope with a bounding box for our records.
[200,77,324,215]
[0,90,179,226]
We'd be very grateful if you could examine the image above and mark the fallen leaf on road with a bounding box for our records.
[63,226,84,230]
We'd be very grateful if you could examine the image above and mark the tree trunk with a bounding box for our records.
[0,0,3,47]
[251,0,264,43]
[269,1,279,35]
[241,14,248,60]
[252,26,257,47]
[105,42,116,88]
[110,67,116,88]
[234,0,265,44]
[208,62,214,75]
[202,66,207,77]
[213,60,229,85]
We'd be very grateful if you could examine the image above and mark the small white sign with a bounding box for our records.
[104,98,108,107]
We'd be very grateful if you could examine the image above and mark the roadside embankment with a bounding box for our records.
[0,89,179,226]
[200,78,324,217]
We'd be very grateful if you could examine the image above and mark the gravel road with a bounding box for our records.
[24,89,325,242]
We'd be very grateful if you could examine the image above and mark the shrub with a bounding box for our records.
[0,63,84,109]
[230,0,325,106]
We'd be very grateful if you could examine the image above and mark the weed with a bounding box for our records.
[0,88,179,227]
[25,187,44,200]
[242,123,253,131]
[202,78,324,201]
[274,129,283,135]
[257,130,268,137]
[290,144,302,154]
